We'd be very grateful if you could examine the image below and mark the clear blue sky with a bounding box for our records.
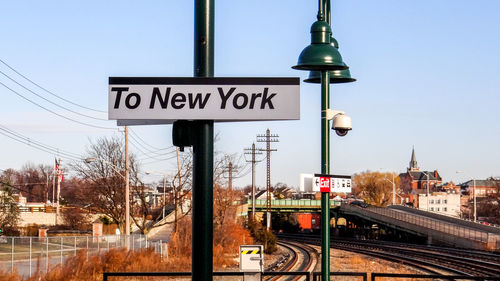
[0,1,499,189]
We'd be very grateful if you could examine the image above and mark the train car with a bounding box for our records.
[297,213,321,232]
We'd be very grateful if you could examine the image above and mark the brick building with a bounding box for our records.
[399,147,442,207]
[460,179,500,198]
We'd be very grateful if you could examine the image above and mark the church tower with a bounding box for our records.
[409,146,419,171]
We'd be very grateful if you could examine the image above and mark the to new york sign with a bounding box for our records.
[108,77,300,124]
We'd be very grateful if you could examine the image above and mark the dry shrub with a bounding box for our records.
[0,213,253,280]
[0,268,21,281]
[167,216,192,270]
[213,221,253,268]
[9,248,167,281]
[167,216,254,270]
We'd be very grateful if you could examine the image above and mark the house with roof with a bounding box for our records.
[460,178,499,198]
[437,181,461,194]
[254,189,274,200]
[399,147,442,207]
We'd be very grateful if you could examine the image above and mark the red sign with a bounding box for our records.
[319,177,331,192]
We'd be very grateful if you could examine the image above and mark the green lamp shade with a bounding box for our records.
[304,69,356,84]
[292,20,348,71]
[292,44,348,71]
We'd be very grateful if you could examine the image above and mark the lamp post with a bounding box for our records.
[423,171,430,211]
[293,1,353,280]
[84,157,130,235]
[383,174,396,205]
[379,169,397,205]
[145,171,168,219]
[457,171,476,222]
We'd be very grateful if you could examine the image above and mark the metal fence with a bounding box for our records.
[341,204,500,245]
[0,234,164,278]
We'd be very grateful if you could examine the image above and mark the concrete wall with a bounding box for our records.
[19,213,56,226]
[19,213,105,227]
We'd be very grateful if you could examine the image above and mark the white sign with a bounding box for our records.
[240,245,264,272]
[108,77,300,124]
[312,174,352,193]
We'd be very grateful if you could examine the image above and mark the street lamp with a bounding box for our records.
[457,170,476,222]
[423,171,431,211]
[383,175,396,205]
[145,171,168,219]
[84,157,130,236]
[378,169,397,205]
[293,1,353,281]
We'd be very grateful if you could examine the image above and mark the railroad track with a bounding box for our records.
[265,240,317,281]
[278,233,500,277]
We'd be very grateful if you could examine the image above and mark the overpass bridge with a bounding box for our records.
[250,199,340,213]
[337,204,500,251]
[250,199,500,251]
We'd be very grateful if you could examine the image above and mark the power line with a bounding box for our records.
[0,69,108,121]
[0,58,107,113]
[129,138,177,162]
[0,124,82,158]
[129,129,171,151]
[128,133,173,156]
[0,81,116,130]
[139,154,178,165]
[0,127,82,161]
[128,137,173,162]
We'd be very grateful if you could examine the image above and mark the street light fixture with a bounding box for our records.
[457,170,476,222]
[423,171,431,212]
[304,37,356,84]
[292,1,354,281]
[84,157,130,236]
[384,175,397,205]
[292,20,348,71]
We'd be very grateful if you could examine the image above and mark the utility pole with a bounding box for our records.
[175,147,181,232]
[55,158,61,225]
[257,129,279,231]
[125,126,130,237]
[45,172,49,204]
[52,172,55,206]
[228,162,233,191]
[244,143,262,221]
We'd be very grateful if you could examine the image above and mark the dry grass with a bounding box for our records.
[0,216,253,280]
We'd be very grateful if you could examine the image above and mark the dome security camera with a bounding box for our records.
[326,109,352,137]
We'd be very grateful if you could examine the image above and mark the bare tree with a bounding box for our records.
[0,170,20,234]
[10,163,53,203]
[71,136,144,233]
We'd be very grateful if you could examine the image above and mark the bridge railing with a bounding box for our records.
[249,199,341,208]
[343,204,498,244]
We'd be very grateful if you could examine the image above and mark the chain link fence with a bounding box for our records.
[0,234,165,278]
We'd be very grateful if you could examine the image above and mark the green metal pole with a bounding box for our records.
[193,0,214,281]
[321,70,330,281]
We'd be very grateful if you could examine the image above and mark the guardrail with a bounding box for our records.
[341,204,500,250]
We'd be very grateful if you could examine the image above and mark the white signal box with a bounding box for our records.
[239,245,264,272]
